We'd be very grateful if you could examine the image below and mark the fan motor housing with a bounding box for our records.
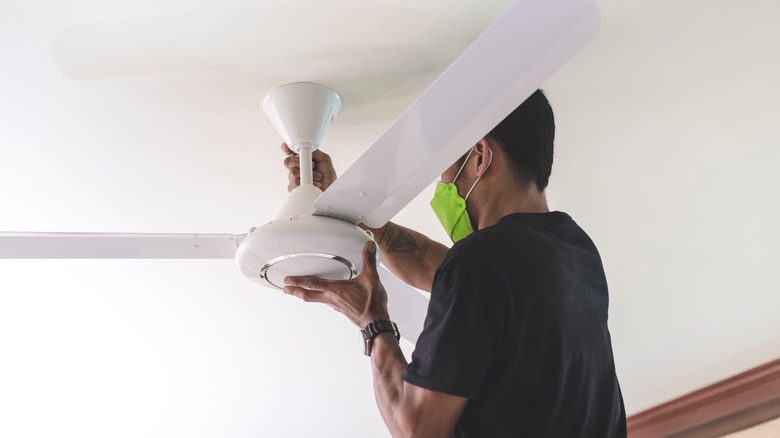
[235,214,374,289]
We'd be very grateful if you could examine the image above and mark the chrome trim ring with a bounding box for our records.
[259,252,358,289]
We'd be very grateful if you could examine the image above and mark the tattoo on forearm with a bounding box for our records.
[379,224,427,259]
[417,239,430,263]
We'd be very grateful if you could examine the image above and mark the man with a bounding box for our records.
[282,90,627,437]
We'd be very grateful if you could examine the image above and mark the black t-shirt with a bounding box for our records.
[402,212,626,437]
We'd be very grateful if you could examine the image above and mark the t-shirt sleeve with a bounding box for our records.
[402,259,506,399]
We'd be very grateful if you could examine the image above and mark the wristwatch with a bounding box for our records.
[360,320,400,356]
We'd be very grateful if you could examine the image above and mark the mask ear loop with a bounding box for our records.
[451,148,474,184]
[463,147,493,201]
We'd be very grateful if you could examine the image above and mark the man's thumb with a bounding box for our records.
[361,240,378,276]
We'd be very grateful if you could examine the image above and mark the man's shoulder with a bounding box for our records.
[438,211,595,277]
[445,211,574,257]
[439,233,493,271]
[435,220,524,281]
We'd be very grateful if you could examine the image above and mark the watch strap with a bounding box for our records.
[360,320,400,356]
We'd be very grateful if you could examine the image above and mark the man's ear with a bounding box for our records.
[473,138,492,176]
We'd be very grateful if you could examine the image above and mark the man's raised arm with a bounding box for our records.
[360,222,446,293]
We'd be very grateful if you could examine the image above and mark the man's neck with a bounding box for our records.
[473,184,549,230]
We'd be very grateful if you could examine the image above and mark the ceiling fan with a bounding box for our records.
[0,0,601,342]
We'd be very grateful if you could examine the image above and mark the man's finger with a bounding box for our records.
[283,156,298,170]
[285,155,317,171]
[282,285,327,303]
[311,149,331,162]
[282,142,295,156]
[283,276,335,304]
[284,275,331,292]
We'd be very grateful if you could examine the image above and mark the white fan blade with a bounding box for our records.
[314,0,601,227]
[379,265,429,344]
[0,232,244,259]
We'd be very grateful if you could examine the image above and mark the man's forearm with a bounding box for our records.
[371,332,410,435]
[372,333,438,437]
[370,333,464,438]
[361,222,448,292]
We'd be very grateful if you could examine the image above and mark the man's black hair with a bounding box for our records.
[459,89,555,191]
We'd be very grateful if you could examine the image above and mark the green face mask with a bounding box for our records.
[430,147,492,243]
[430,181,474,243]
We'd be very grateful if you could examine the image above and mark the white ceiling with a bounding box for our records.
[1,0,779,436]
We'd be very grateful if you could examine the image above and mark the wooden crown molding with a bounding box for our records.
[627,358,780,437]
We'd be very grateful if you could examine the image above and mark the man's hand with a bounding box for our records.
[282,241,389,328]
[282,143,338,192]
